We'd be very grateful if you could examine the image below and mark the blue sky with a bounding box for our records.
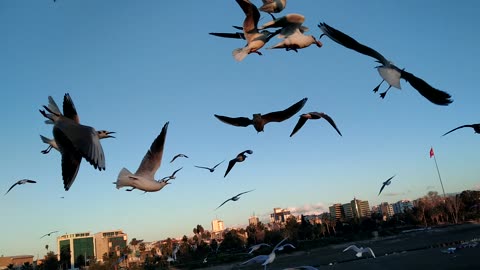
[1,0,479,257]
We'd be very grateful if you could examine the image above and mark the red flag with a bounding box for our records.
[430,147,435,158]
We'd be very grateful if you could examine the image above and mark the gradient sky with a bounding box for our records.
[1,0,479,257]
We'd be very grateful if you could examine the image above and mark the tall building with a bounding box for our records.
[379,202,395,219]
[211,219,224,232]
[270,208,291,224]
[248,215,259,226]
[57,232,95,268]
[342,203,353,219]
[392,200,414,214]
[94,230,128,262]
[329,203,344,221]
[351,198,371,218]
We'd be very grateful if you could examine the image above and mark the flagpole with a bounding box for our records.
[431,147,446,198]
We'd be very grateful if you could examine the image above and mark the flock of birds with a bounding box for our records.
[4,1,479,268]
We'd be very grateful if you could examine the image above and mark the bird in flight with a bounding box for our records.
[248,243,271,254]
[259,0,287,14]
[290,112,342,137]
[225,150,253,177]
[378,175,396,196]
[161,167,183,181]
[343,244,376,258]
[170,154,188,163]
[194,160,225,172]
[215,98,307,133]
[442,123,480,136]
[5,179,36,195]
[318,22,453,106]
[40,130,115,154]
[215,189,254,210]
[40,231,59,239]
[114,122,172,193]
[39,94,112,191]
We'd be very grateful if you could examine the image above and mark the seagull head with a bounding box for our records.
[97,130,116,139]
[313,36,323,47]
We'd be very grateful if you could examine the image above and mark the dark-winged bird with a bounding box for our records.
[170,154,188,163]
[161,167,183,181]
[215,97,307,132]
[5,179,36,195]
[378,175,396,196]
[40,230,59,239]
[442,123,480,136]
[224,150,253,177]
[318,22,452,106]
[259,0,287,14]
[215,189,254,210]
[290,112,342,137]
[194,160,225,172]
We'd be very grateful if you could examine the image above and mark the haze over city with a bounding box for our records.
[1,0,479,259]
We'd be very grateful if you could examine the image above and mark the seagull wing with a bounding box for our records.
[442,125,473,136]
[236,189,255,197]
[47,96,62,116]
[213,160,226,169]
[214,114,253,127]
[399,69,452,106]
[40,233,49,239]
[262,98,307,124]
[241,255,269,265]
[310,112,343,136]
[365,247,376,258]
[135,122,169,179]
[53,125,83,191]
[343,245,360,253]
[215,197,233,210]
[224,159,237,177]
[289,115,308,137]
[171,167,183,177]
[378,183,387,196]
[318,22,389,65]
[25,180,37,184]
[170,154,180,163]
[209,32,246,40]
[62,93,80,124]
[195,165,211,170]
[5,182,20,195]
[236,0,260,41]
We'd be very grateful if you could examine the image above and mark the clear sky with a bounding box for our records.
[1,0,479,257]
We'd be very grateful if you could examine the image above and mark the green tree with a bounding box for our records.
[7,264,14,270]
[221,230,245,251]
[298,215,313,240]
[43,251,59,270]
[21,262,33,270]
[285,216,299,241]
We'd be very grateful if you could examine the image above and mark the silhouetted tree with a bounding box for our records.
[298,215,313,240]
[21,262,33,270]
[285,216,299,241]
[43,251,59,270]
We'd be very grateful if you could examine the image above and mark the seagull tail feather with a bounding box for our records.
[232,47,249,62]
[115,168,133,189]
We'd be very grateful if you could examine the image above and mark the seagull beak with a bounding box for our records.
[106,131,116,138]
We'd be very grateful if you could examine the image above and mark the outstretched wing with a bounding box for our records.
[311,112,343,136]
[213,160,226,169]
[5,182,19,195]
[378,183,387,196]
[343,245,360,253]
[63,93,80,124]
[215,197,233,210]
[135,122,169,179]
[365,247,376,258]
[262,98,307,123]
[442,125,473,136]
[195,165,211,170]
[318,22,389,65]
[400,69,452,106]
[289,116,308,137]
[224,159,237,177]
[209,32,246,39]
[236,189,255,197]
[214,114,253,127]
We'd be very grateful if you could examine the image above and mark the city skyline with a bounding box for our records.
[2,0,479,258]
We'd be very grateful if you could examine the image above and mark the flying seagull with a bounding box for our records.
[343,244,376,258]
[5,179,36,195]
[259,0,287,14]
[248,243,271,254]
[215,97,307,133]
[194,160,225,172]
[39,94,111,191]
[318,22,453,106]
[170,153,188,163]
[262,237,289,270]
[290,112,342,137]
[225,150,253,177]
[215,189,254,210]
[161,167,183,181]
[231,0,281,61]
[378,175,396,196]
[442,123,480,136]
[114,122,172,193]
[40,231,59,239]
[40,130,115,154]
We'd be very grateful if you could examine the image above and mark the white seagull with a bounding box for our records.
[39,94,109,191]
[318,22,452,106]
[248,243,271,254]
[5,179,36,195]
[115,122,171,193]
[343,244,376,258]
[262,237,289,270]
[215,189,254,210]
[378,175,396,196]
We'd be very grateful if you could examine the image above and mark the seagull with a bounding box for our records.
[240,255,269,266]
[248,243,271,254]
[170,154,188,163]
[215,189,254,210]
[442,124,480,136]
[259,0,287,14]
[172,244,180,261]
[231,0,281,61]
[194,160,225,172]
[114,122,172,193]
[40,231,59,239]
[378,175,396,196]
[318,22,453,106]
[224,150,253,177]
[40,130,115,154]
[161,167,183,181]
[275,243,296,251]
[290,112,342,137]
[262,237,289,270]
[215,97,307,133]
[5,179,36,195]
[39,94,110,191]
[343,244,376,258]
